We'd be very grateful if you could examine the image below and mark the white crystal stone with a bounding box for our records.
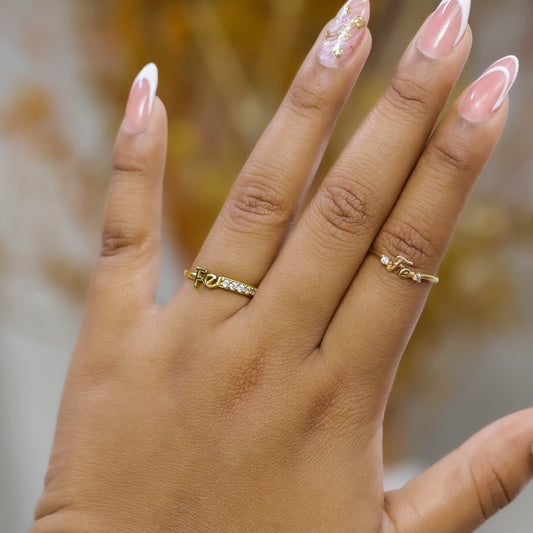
[221,279,230,288]
[413,273,422,283]
[238,284,245,293]
[244,287,251,295]
[230,282,238,291]
[381,255,390,266]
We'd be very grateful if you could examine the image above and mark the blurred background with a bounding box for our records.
[1,0,533,530]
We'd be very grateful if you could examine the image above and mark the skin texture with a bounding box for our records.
[31,4,532,533]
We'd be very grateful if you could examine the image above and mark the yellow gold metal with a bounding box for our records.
[369,249,439,284]
[184,267,258,297]
[352,15,366,28]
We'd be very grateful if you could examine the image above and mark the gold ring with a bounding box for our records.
[184,267,257,297]
[369,249,439,284]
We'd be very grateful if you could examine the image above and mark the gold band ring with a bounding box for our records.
[369,249,439,284]
[184,267,258,297]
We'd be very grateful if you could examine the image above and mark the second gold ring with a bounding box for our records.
[369,249,439,284]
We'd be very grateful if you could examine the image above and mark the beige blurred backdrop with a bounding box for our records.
[1,0,533,531]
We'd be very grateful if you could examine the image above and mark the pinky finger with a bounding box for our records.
[89,63,168,321]
[382,409,533,533]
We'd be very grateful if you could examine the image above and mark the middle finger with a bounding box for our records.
[254,0,472,347]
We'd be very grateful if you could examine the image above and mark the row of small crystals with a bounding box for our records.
[324,3,367,58]
[380,255,423,283]
[219,278,256,296]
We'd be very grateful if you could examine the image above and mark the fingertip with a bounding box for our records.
[461,23,473,53]
[317,0,371,70]
[386,408,533,532]
[121,62,159,135]
[416,0,471,60]
[113,93,168,173]
[459,55,519,123]
[148,96,168,137]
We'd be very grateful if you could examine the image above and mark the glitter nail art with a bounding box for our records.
[319,0,370,68]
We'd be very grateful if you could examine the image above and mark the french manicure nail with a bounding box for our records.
[418,0,470,59]
[460,56,519,123]
[318,0,370,69]
[122,62,158,134]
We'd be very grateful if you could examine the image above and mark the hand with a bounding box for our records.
[32,1,531,531]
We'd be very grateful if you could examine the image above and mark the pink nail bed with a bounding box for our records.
[318,0,370,68]
[123,62,158,134]
[460,56,519,123]
[418,0,470,59]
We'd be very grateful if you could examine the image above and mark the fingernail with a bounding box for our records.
[122,62,158,134]
[418,0,470,59]
[318,0,370,68]
[460,55,519,123]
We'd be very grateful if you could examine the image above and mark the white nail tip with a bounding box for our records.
[455,0,470,46]
[437,0,470,46]
[488,55,519,112]
[134,62,158,114]
[471,56,519,113]
[503,55,520,88]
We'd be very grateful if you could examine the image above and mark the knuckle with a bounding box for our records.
[75,356,123,391]
[100,222,150,258]
[112,151,150,180]
[223,177,290,232]
[305,360,376,435]
[426,138,473,175]
[315,179,374,240]
[382,494,402,533]
[222,353,267,413]
[469,459,515,521]
[379,217,438,267]
[385,75,433,118]
[286,82,330,119]
[305,381,343,434]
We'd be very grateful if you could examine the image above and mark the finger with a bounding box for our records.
[89,63,168,321]
[382,408,533,533]
[256,0,472,347]
[322,55,518,413]
[180,0,372,303]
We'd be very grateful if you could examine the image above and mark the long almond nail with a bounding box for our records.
[460,56,519,123]
[122,62,158,134]
[318,0,370,69]
[418,0,470,59]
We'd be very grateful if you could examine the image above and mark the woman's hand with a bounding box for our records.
[32,1,531,531]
